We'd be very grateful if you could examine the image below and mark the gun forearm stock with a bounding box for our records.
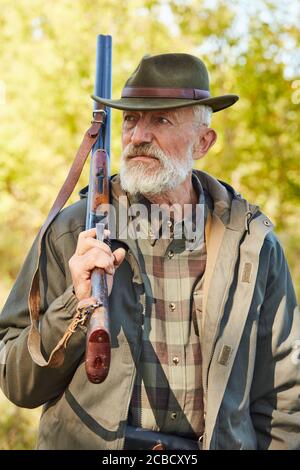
[85,276,110,383]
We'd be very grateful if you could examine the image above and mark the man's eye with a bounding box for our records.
[124,115,136,122]
[156,117,170,124]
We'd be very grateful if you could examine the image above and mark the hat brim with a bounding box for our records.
[91,94,239,112]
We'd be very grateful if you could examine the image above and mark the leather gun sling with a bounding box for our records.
[27,111,104,368]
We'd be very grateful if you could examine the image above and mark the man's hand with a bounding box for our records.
[68,228,126,301]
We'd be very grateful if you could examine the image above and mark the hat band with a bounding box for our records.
[122,87,210,100]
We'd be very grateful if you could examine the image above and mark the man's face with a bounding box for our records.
[120,106,202,195]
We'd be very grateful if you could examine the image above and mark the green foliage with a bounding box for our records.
[0,0,299,450]
[0,391,39,449]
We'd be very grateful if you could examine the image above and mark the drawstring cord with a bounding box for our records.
[244,200,252,235]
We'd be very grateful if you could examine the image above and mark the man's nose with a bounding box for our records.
[130,121,153,145]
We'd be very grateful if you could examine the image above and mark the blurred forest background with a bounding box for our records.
[0,0,299,450]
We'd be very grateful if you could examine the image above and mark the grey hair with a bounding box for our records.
[193,104,212,127]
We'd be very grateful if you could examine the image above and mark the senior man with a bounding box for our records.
[0,53,299,450]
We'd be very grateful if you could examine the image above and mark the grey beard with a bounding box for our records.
[120,143,194,196]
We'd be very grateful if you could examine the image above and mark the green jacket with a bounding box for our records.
[0,171,299,450]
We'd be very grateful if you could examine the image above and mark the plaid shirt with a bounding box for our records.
[128,172,213,439]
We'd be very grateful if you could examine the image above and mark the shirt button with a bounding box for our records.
[169,302,176,311]
[167,250,174,259]
[172,356,179,365]
[171,412,177,420]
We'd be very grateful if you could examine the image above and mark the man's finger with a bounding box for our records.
[78,228,110,240]
[113,248,126,267]
[76,238,112,257]
[78,228,97,240]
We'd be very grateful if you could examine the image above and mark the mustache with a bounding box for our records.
[122,143,167,161]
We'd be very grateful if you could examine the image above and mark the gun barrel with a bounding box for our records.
[94,34,112,158]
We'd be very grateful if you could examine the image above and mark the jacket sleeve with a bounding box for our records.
[0,221,86,409]
[250,233,300,449]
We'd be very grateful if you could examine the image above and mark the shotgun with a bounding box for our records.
[85,34,112,384]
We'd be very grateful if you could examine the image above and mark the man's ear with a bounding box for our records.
[193,128,217,161]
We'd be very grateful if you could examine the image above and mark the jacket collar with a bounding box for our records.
[78,169,259,240]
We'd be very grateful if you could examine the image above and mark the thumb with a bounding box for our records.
[113,247,126,268]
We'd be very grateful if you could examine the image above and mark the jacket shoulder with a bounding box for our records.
[49,198,87,242]
[261,229,289,269]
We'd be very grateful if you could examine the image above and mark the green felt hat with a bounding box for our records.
[92,53,239,112]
